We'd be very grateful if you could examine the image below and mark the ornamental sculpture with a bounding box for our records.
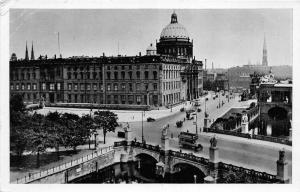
[210,135,217,148]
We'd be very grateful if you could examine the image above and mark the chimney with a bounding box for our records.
[139,52,141,56]
[102,52,105,57]
[205,59,207,70]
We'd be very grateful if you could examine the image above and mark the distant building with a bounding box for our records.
[257,81,292,137]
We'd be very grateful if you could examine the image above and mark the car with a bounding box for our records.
[147,117,155,122]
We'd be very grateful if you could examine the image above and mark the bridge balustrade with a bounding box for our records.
[218,162,278,183]
[169,150,209,166]
[204,128,292,146]
[14,146,114,184]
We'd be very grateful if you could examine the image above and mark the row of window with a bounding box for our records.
[163,70,180,80]
[66,94,158,105]
[10,83,61,91]
[163,81,181,91]
[163,92,181,104]
[67,71,158,80]
[66,64,158,72]
[67,83,158,92]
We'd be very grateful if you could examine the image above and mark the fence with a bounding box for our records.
[14,145,114,184]
[218,162,279,183]
[203,128,292,146]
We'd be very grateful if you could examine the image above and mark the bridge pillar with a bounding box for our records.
[124,122,133,143]
[276,149,289,183]
[207,136,219,183]
[241,112,249,134]
[161,125,170,151]
[204,117,210,130]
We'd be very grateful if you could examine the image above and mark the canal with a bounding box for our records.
[70,160,206,184]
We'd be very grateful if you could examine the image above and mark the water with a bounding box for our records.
[70,161,205,183]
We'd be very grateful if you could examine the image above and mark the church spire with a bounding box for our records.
[31,41,35,60]
[25,41,29,60]
[262,34,268,66]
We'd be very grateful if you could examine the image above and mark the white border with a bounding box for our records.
[1,0,300,192]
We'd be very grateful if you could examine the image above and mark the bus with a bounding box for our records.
[178,131,203,152]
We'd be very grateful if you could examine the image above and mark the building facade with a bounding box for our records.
[10,12,203,109]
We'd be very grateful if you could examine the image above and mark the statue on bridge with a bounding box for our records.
[210,135,217,148]
[123,122,130,132]
[162,124,169,137]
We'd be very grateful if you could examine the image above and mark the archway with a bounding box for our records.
[268,107,288,120]
[266,107,290,137]
[172,163,206,183]
[135,153,158,180]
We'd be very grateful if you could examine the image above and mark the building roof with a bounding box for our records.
[160,12,189,40]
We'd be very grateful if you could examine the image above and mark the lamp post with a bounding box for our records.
[142,111,145,143]
[192,113,198,135]
[194,175,197,183]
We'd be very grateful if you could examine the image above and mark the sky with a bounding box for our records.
[9,9,292,68]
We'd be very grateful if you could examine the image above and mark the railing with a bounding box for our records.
[203,128,292,146]
[14,145,114,184]
[169,150,210,166]
[114,140,161,152]
[218,162,279,183]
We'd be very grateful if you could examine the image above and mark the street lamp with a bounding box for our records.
[192,113,198,135]
[141,111,145,143]
[94,133,98,149]
[194,175,197,183]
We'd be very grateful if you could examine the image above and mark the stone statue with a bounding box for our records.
[162,124,169,137]
[210,135,217,148]
[242,113,248,123]
[279,148,286,161]
[123,122,130,132]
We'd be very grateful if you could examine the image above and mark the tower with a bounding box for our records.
[30,41,35,60]
[262,35,268,66]
[25,41,29,60]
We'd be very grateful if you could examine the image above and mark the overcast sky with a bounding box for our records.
[10,9,292,68]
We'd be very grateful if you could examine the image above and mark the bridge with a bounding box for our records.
[13,126,290,184]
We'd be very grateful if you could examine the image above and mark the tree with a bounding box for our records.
[94,110,118,144]
[60,113,89,151]
[10,94,26,113]
[79,114,96,149]
[10,94,29,157]
[45,111,64,159]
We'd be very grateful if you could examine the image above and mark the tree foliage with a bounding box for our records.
[94,110,118,144]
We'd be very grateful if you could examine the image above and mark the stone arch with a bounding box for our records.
[134,149,160,162]
[172,162,207,183]
[171,161,208,176]
[268,106,288,120]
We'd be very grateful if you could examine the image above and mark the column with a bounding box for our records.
[204,136,219,183]
[276,149,289,183]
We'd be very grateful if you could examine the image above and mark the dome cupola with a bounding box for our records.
[156,11,193,58]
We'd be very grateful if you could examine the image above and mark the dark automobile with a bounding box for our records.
[147,117,155,122]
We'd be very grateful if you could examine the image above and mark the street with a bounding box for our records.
[112,93,292,179]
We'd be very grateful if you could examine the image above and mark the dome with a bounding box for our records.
[160,12,189,39]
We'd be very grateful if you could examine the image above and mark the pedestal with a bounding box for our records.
[209,147,219,163]
[161,136,169,151]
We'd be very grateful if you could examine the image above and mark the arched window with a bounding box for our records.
[144,71,149,80]
[121,71,125,80]
[114,72,118,80]
[153,71,157,80]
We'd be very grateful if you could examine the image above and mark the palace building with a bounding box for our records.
[10,12,203,109]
